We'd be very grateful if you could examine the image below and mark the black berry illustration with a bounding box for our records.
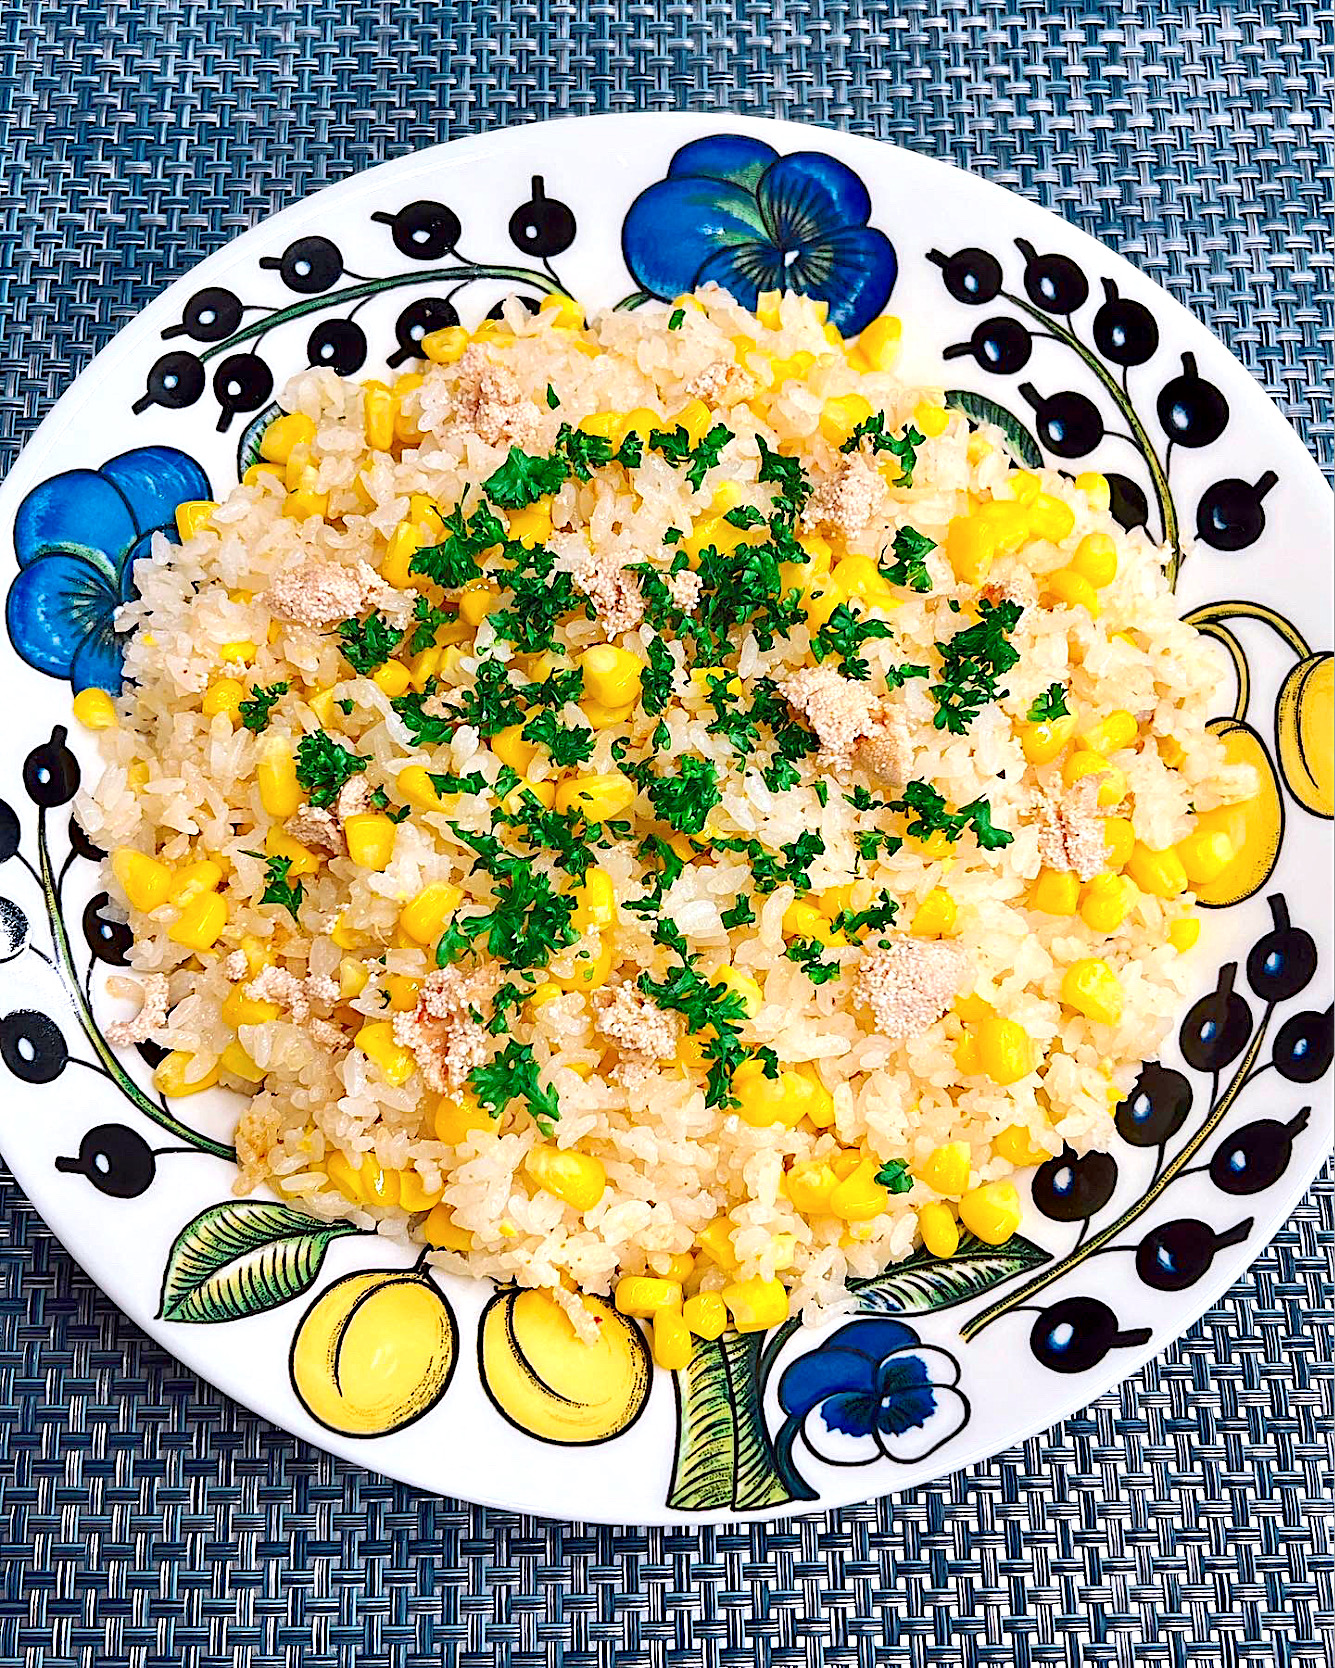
[23,728,80,808]
[1245,896,1316,1003]
[1156,352,1228,448]
[1106,472,1150,532]
[307,318,367,376]
[508,177,576,258]
[371,199,462,260]
[1134,1216,1252,1291]
[0,1010,68,1084]
[1272,1007,1333,1084]
[83,892,132,966]
[260,236,343,294]
[928,247,1003,305]
[136,1038,170,1070]
[389,297,460,366]
[1209,1108,1310,1194]
[1018,383,1104,456]
[56,1125,157,1199]
[1015,239,1089,314]
[212,354,274,432]
[0,800,18,864]
[133,350,206,414]
[68,818,104,863]
[1114,1062,1193,1147]
[1196,472,1277,552]
[164,287,244,344]
[943,317,1032,375]
[1179,962,1252,1073]
[0,899,27,964]
[486,295,542,321]
[1091,278,1159,367]
[1030,1296,1151,1374]
[1032,1147,1119,1223]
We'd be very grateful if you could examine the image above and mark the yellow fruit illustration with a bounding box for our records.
[1276,651,1333,818]
[1194,718,1284,908]
[290,1269,456,1436]
[478,1287,651,1445]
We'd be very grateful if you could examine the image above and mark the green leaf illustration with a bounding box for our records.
[236,401,286,478]
[944,390,1043,467]
[849,1231,1050,1314]
[667,1331,793,1513]
[158,1200,361,1324]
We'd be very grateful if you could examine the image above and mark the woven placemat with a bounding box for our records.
[0,4,1331,1664]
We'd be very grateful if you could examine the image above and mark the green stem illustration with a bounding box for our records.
[199,263,566,363]
[1001,287,1182,582]
[37,813,235,1161]
[960,997,1273,1341]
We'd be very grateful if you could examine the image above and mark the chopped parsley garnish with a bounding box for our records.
[338,611,404,675]
[874,1158,914,1194]
[638,924,759,1108]
[930,598,1023,733]
[810,602,897,682]
[668,307,685,330]
[428,769,487,797]
[336,697,355,715]
[756,434,811,514]
[294,731,370,807]
[246,852,303,920]
[482,445,568,509]
[237,680,288,734]
[832,891,900,938]
[645,755,721,835]
[1027,682,1070,723]
[546,383,560,409]
[724,504,766,529]
[469,1040,561,1134]
[813,780,829,807]
[785,936,843,985]
[895,780,1014,850]
[721,894,756,929]
[879,525,936,593]
[410,503,501,589]
[840,415,925,486]
[640,636,677,716]
[520,707,595,768]
[685,423,732,490]
[409,594,453,653]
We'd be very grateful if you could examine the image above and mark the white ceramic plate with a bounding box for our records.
[0,115,1329,1525]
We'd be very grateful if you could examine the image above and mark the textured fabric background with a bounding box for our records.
[0,4,1331,1665]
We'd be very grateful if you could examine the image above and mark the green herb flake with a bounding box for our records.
[468,1039,561,1133]
[810,601,897,682]
[874,1157,914,1194]
[645,755,721,835]
[247,852,304,921]
[930,598,1024,733]
[338,611,404,676]
[841,416,925,486]
[878,525,936,593]
[785,936,843,986]
[293,731,370,808]
[520,707,595,768]
[483,445,569,509]
[1026,682,1070,723]
[668,308,685,331]
[237,681,289,734]
[546,383,560,410]
[409,594,453,654]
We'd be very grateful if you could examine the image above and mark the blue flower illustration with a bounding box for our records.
[6,448,210,693]
[621,135,897,335]
[777,1317,969,1475]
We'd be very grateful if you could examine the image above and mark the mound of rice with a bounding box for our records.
[79,286,1252,1338]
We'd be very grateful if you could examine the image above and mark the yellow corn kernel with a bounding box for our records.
[1103,816,1137,871]
[257,741,301,818]
[1080,872,1132,933]
[340,1152,401,1208]
[284,484,329,521]
[1178,827,1236,886]
[710,964,763,1019]
[818,393,874,447]
[399,882,464,945]
[153,1050,221,1098]
[1126,842,1189,899]
[696,1217,739,1272]
[392,1168,442,1212]
[1071,532,1118,589]
[977,1015,1032,1086]
[1061,958,1125,1025]
[571,868,617,934]
[259,412,317,465]
[673,398,713,446]
[682,1292,728,1341]
[396,765,451,814]
[754,290,783,331]
[370,660,411,698]
[829,1159,889,1223]
[958,1180,1022,1246]
[800,577,844,631]
[579,645,642,708]
[218,1038,265,1084]
[263,825,321,879]
[528,981,563,1010]
[1030,868,1081,916]
[422,1203,472,1251]
[650,1251,696,1283]
[221,985,281,1028]
[1079,709,1138,756]
[553,771,637,820]
[356,1020,416,1086]
[967,433,992,464]
[72,687,117,730]
[721,1275,788,1333]
[689,665,743,699]
[782,899,845,946]
[1008,470,1041,504]
[918,1141,971,1198]
[580,697,636,732]
[499,776,555,818]
[505,499,554,549]
[1020,712,1079,766]
[946,514,996,585]
[918,1200,960,1258]
[651,1308,693,1370]
[201,678,246,723]
[329,912,363,951]
[910,888,957,938]
[361,381,396,451]
[539,291,584,329]
[731,1061,808,1130]
[381,521,422,589]
[1159,735,1186,769]
[306,687,338,727]
[459,583,501,628]
[421,325,469,364]
[578,412,619,441]
[241,462,283,488]
[174,499,218,541]
[794,1063,835,1127]
[1168,914,1201,953]
[1044,568,1100,615]
[615,1276,683,1318]
[167,890,228,951]
[993,1124,1048,1168]
[169,859,224,907]
[850,314,901,372]
[219,639,258,665]
[1028,492,1076,543]
[914,402,949,438]
[344,813,396,871]
[432,1094,490,1146]
[784,1156,842,1214]
[524,1144,607,1212]
[832,554,897,612]
[1075,471,1112,512]
[1063,750,1127,806]
[337,956,369,1000]
[955,992,993,1025]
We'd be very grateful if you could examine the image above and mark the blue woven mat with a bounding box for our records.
[1,5,1332,1664]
